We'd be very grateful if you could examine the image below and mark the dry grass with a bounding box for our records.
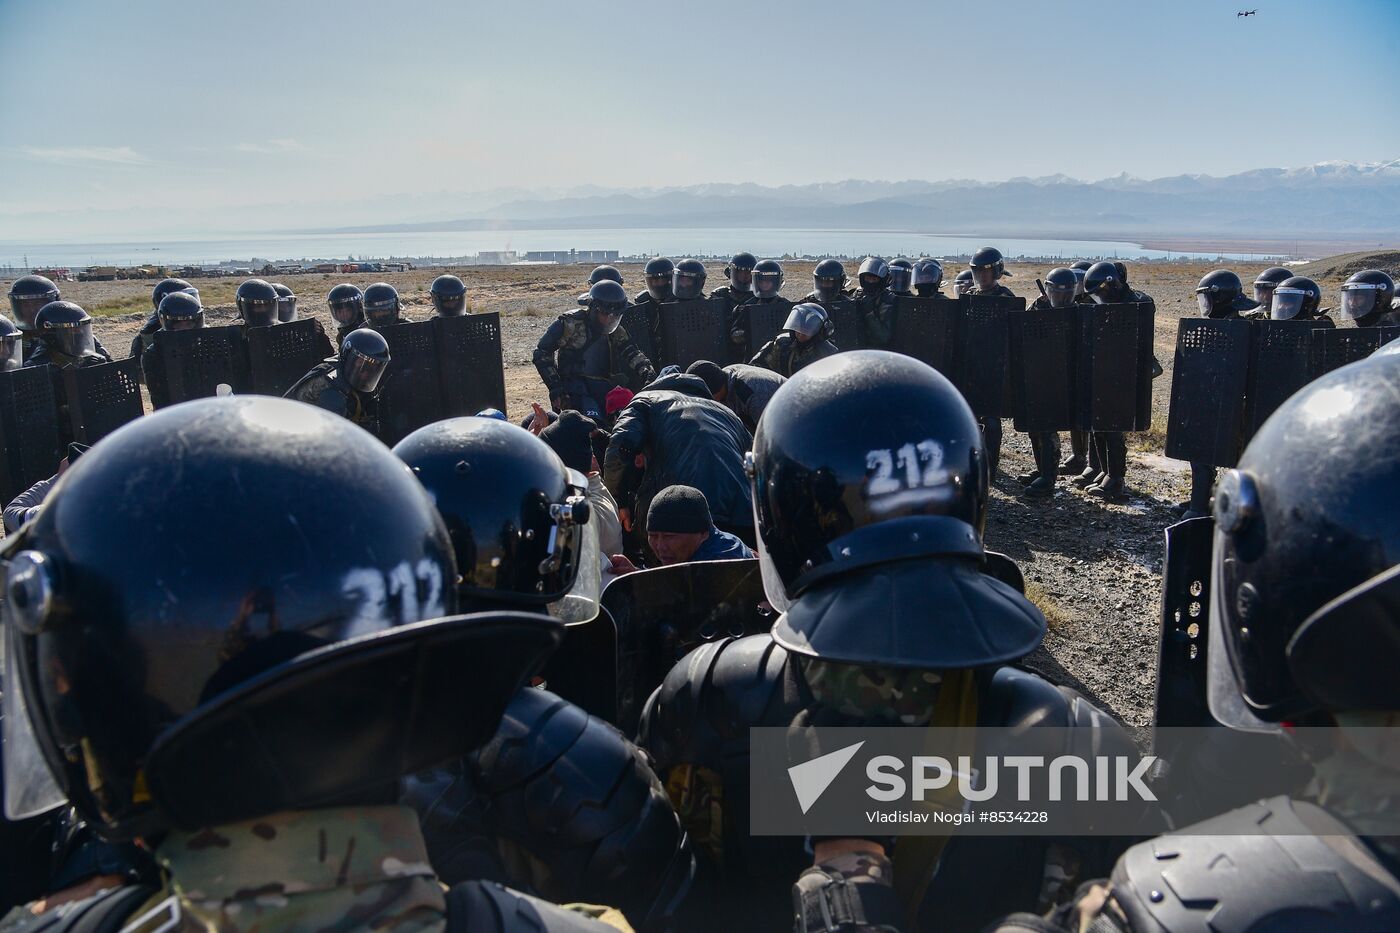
[1024,580,1073,632]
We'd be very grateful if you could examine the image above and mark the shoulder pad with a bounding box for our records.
[640,635,805,772]
[1112,797,1400,933]
[632,290,652,304]
[774,333,796,349]
[462,688,693,930]
[445,879,623,932]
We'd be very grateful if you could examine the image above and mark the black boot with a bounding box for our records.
[1059,430,1088,474]
[1016,470,1040,485]
[1022,476,1055,498]
[1088,475,1126,501]
[1072,466,1099,488]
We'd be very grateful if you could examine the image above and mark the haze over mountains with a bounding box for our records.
[316,160,1400,242]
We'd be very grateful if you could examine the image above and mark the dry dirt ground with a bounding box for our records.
[9,256,1379,727]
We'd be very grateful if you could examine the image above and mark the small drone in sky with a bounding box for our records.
[1237,9,1257,16]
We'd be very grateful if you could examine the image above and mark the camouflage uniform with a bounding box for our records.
[0,806,633,932]
[533,309,654,414]
[851,287,896,349]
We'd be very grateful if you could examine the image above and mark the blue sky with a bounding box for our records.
[1,0,1397,237]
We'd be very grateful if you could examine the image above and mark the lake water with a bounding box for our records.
[0,227,1283,269]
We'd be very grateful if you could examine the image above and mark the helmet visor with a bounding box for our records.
[241,301,278,327]
[754,273,782,298]
[730,267,753,291]
[364,305,399,327]
[889,268,912,293]
[162,313,203,332]
[1196,291,1215,317]
[1046,283,1076,308]
[592,303,624,335]
[645,275,671,303]
[10,295,56,327]
[954,277,973,296]
[1252,284,1276,310]
[673,272,703,301]
[546,512,601,625]
[330,300,363,327]
[0,337,21,372]
[815,277,842,301]
[3,612,68,820]
[859,274,884,292]
[1270,287,1307,321]
[972,267,997,291]
[344,351,389,393]
[48,322,95,358]
[433,294,466,316]
[783,305,824,339]
[276,296,298,322]
[1340,285,1379,321]
[1071,269,1086,296]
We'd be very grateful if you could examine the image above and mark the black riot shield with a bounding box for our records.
[435,312,507,418]
[822,298,864,352]
[60,357,144,444]
[600,558,771,735]
[539,608,619,724]
[1242,320,1324,443]
[0,366,64,504]
[657,298,727,368]
[1009,306,1078,432]
[1310,325,1400,378]
[245,319,327,398]
[621,304,657,367]
[891,295,962,380]
[1152,516,1215,735]
[151,324,249,408]
[744,298,793,360]
[375,320,444,446]
[1164,318,1250,468]
[1077,301,1156,432]
[960,295,1017,419]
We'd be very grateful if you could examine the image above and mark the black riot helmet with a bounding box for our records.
[969,246,1007,290]
[430,274,468,317]
[813,259,847,301]
[1270,275,1322,321]
[1083,261,1128,303]
[644,257,675,303]
[857,256,890,295]
[1206,354,1400,728]
[1,396,561,837]
[235,278,280,327]
[1195,269,1245,318]
[750,351,1043,668]
[912,259,943,296]
[953,269,974,296]
[271,282,297,322]
[392,417,599,622]
[363,282,401,327]
[1069,260,1094,297]
[1043,267,1079,308]
[783,302,829,343]
[327,283,365,328]
[151,277,193,311]
[34,301,96,358]
[338,327,391,394]
[156,290,204,331]
[0,316,21,372]
[888,258,914,295]
[1340,269,1397,325]
[8,275,60,328]
[753,259,784,298]
[672,259,707,301]
[1251,266,1293,311]
[588,265,623,287]
[586,279,627,334]
[724,252,757,293]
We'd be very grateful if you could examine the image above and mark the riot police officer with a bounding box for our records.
[0,396,626,931]
[140,291,204,407]
[1074,261,1157,502]
[1018,267,1079,497]
[968,246,1015,298]
[327,282,366,344]
[1057,262,1097,475]
[711,252,756,309]
[1250,265,1293,315]
[128,276,194,358]
[853,256,896,348]
[912,258,944,297]
[1269,274,1332,322]
[800,259,861,346]
[671,258,708,301]
[7,274,60,360]
[990,352,1400,933]
[629,256,675,354]
[1069,259,1094,298]
[804,258,849,304]
[27,301,112,368]
[533,279,655,420]
[1339,269,1398,327]
[430,273,469,316]
[725,257,787,353]
[392,417,695,932]
[285,327,390,432]
[363,281,403,328]
[749,302,839,376]
[271,282,298,321]
[234,278,280,327]
[889,258,915,296]
[953,268,974,296]
[640,351,1137,932]
[0,315,22,372]
[588,264,623,286]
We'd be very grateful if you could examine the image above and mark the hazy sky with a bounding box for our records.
[2,0,1397,238]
